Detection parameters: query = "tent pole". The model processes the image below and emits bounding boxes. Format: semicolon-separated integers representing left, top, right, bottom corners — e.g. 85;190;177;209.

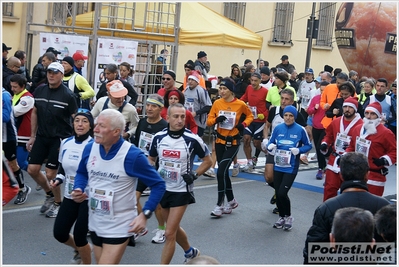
172;3;182;72
89;3;101;91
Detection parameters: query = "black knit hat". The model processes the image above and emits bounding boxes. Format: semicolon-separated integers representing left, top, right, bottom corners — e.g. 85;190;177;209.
184;60;195;70
220;78;235;92
163;70;176;80
62;56;75;68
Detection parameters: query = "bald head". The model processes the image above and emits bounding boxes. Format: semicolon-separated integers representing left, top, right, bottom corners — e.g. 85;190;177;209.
7;56;21;73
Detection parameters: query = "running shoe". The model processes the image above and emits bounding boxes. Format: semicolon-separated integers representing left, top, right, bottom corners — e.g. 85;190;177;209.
242;163;254;173
142;187;151;196
316;169;323;180
70;250;82;264
184;247;200;263
272;207;279;214
40;195;54;213
283;216;294;231
203;168;216;178
252;156;258;167
14;185;31;205
134;228;148;240
273;216;285;229
210;205;223;217
300;155;309;165
223;198;238;214
151;229;165;244
232;163;240;177
270;193;276;205
46;203;60;218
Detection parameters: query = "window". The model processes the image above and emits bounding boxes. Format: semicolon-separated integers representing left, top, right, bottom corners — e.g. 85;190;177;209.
224;3;246;26
272;3;295;44
48;3;94;25
315;2;336;47
2;3;14;16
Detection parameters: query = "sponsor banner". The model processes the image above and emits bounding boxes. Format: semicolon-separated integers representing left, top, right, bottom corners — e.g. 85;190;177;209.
94;38;138;96
39;33;89;77
308;242;395;264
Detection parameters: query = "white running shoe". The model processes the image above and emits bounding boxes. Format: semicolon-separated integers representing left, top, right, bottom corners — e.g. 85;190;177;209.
151;229;165;244
203;168;216;178
210;205;223;217
232;163;240;177
242;163;254;173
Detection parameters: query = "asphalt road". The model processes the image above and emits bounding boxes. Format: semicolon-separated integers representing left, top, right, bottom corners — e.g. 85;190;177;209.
3;162;396;266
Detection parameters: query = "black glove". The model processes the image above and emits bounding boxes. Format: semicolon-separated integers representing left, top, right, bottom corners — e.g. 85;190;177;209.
215;116;227;123
372;157;388;167
235;123;245;132
336;156;341;166
320;143;328;154
182;172;198;185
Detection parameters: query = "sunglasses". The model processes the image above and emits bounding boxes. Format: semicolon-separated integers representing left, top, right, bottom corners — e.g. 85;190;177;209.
77;108;91;114
162;77;171;81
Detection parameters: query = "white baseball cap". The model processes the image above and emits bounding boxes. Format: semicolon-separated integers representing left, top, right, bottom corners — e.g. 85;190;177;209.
47;62;64;74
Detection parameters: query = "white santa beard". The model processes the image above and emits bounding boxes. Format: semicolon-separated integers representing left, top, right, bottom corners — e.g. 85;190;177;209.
363;118;379;134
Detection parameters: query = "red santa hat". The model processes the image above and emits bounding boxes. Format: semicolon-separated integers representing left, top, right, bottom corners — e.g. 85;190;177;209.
365;102;382;118
343;97;358;112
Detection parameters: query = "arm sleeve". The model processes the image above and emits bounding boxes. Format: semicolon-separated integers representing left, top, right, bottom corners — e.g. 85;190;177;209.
320;89;328;110
125;148;165;211
2;92;12;123
206;101;218;127
307;97;317;115
13;96;34;117
242;103;254;127
325;100;336;118
73;143;93;191
75;75;95;100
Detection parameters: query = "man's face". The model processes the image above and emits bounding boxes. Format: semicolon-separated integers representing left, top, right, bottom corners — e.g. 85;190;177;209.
75;59;84;68
19;54;26;66
187;77;198;89
109;94;125;107
184;67;192;76
274;76;283;87
47;70;63;87
3;50;9;59
250;76;261;88
280;93;294;108
343;105;356;119
167;106;186;131
364;110;378;120
336;78;346;87
42;56;52;68
321;72;332;83
261;73;269;81
259;60;265;68
61;61;73;73
105;69;117;82
146;103;161;119
93;115;120;146
10;61;21;74
199;56;207;63
10;81;25;95
162;74;175;90
376;82;387;95
305;73;313;82
391;84;397;96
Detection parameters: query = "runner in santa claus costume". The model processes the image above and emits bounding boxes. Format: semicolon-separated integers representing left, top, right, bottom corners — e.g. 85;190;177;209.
346;101;397;196
320;96;363;201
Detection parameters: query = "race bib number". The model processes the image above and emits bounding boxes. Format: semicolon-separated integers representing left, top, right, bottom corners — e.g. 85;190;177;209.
90;188;114;217
274;149;292;168
334;133;351;154
158;160;181;183
250;106;257;118
218;110;236;130
355;136;371;157
185;99;194;112
138;131;153;155
67;175;75;195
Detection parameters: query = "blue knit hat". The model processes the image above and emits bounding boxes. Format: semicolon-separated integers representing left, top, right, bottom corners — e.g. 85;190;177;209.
283;105;298;120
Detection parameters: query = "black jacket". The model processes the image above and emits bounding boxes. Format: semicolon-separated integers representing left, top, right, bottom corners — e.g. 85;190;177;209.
303;181;390;264
31;62;47;93
325;97;364;119
2;67;16;95
96;79;138;106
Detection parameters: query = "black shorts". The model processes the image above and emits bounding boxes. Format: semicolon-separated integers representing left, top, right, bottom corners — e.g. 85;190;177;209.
2;140;17;161
89;231;129;247
136;179;147;193
28;136;61;169
244;122;265;140
266;153;275;164
160;191;195;208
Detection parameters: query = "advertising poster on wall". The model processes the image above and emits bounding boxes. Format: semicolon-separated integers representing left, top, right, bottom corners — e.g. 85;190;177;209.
94;38;138;96
39;32;89;78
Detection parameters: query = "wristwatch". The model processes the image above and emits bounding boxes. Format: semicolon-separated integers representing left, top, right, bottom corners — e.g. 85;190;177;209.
143;209;152;219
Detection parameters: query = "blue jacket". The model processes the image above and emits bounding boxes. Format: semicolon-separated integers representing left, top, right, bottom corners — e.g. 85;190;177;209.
268;122;312;174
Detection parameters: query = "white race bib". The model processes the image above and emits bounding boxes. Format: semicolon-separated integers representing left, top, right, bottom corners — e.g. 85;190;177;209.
274;149;292;168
